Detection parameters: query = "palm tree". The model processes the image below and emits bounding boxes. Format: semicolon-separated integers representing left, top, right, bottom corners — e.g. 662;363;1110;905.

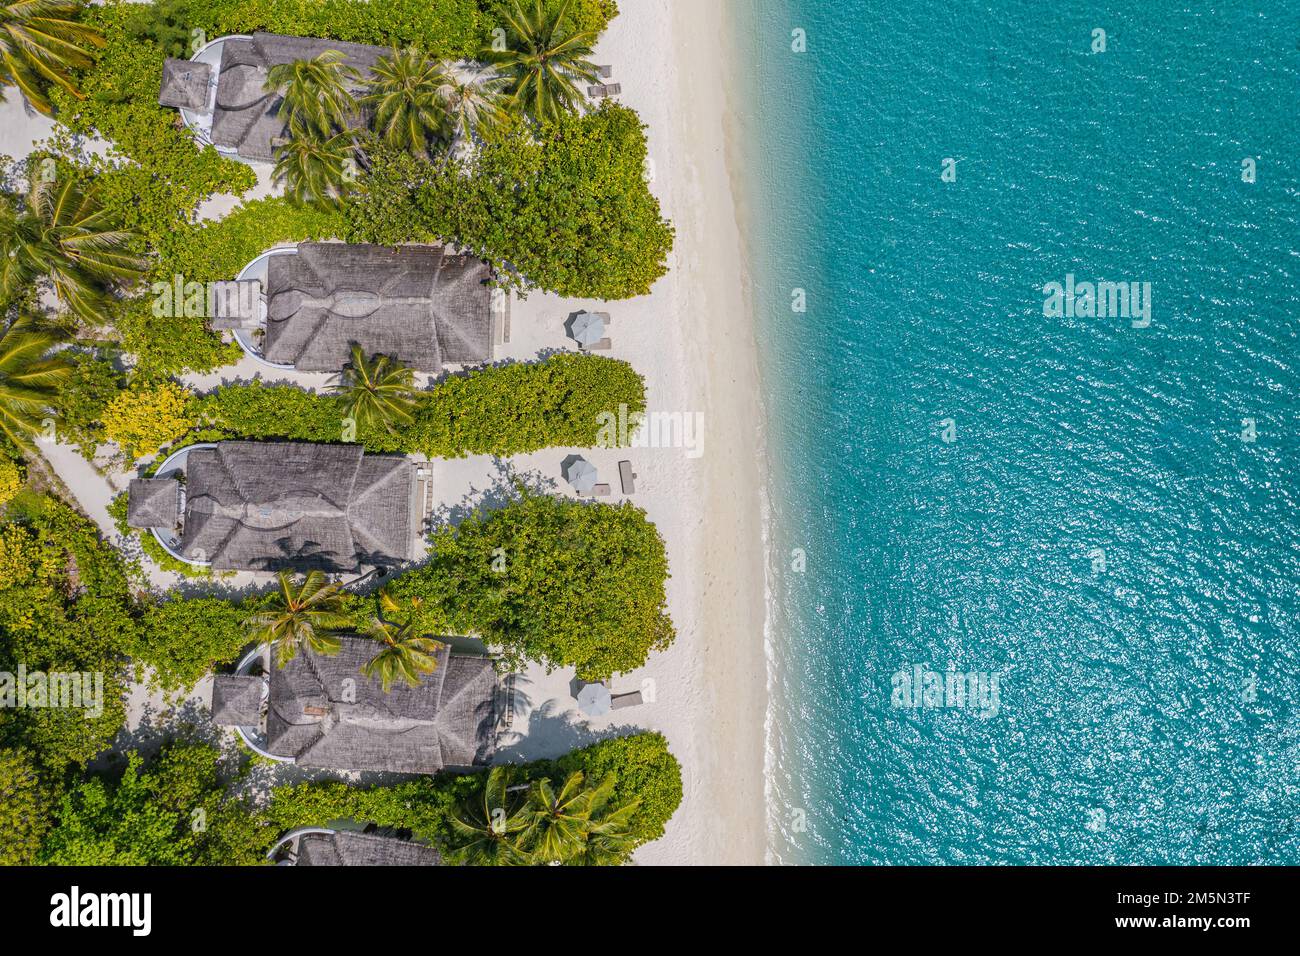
0;315;71;452
332;345;418;436
485;0;599;123
521;771;594;863
444;766;530;865
243;570;350;668
437;62;507;159
0;0;104;116
0;174;144;322
571;776;641;865
364;47;447;157
271;130;357;207
361;587;443;692
265;51;360;139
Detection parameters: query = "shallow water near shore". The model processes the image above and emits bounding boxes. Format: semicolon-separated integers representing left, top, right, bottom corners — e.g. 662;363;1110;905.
736;0;1300;863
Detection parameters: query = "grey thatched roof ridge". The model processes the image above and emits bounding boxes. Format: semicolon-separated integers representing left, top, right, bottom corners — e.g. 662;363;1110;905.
127;478;181;529
210;33;385;161
159;58;211;109
262;243;492;372
177;441;415;572
211;674;263;726
264;636;497;774
298;831;440;866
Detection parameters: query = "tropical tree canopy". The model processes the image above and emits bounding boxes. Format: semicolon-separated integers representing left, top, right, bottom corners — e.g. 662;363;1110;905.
364;47;447;157
0;172;144;322
270;130;357;207
361;587;444;692
0;315;72;452
265;50;361;139
437;62;507;157
486;0;599;124
332;344;419;436
243;569;350;667
443;765;530;865
0;0;104;116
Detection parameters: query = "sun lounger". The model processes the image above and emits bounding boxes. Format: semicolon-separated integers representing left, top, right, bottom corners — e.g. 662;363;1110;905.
610;691;643;710
592;483;612;496
588;83;621;99
597;65;613;79
618;461;636;494
589;337;612;350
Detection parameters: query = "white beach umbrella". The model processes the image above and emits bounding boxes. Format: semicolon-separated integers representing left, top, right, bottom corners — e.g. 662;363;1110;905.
576;682;612;717
569;311;606;348
563;456;598;494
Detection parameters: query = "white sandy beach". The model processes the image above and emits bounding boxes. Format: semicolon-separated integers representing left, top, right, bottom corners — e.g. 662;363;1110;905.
2;0;768;865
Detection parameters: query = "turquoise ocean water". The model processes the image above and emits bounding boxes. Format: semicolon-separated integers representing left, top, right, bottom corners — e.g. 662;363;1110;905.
734;1;1300;864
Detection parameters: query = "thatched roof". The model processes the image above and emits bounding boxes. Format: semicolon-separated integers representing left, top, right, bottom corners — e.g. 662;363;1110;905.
265;636;498;773
209;280;261;330
210;33;384;162
298;831;441;866
177;441;415;572
159;58;211;109
126;478;181;529
263;243;492;371
211;674;263;726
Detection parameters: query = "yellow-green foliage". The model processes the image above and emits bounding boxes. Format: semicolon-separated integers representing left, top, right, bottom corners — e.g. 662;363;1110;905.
101;382;196;458
0;460;23;507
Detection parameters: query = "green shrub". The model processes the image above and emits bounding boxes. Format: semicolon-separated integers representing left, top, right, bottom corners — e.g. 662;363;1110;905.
101;381;198;458
389;491;674;678
479;0;618;37
349;105;674;299
192;381;346;444
0;748;51;866
54;353;126;461
132;597;251;692
554;732;681;845
163;0;483;56
38;741;273;865
412;353;646;458
0;460;22;508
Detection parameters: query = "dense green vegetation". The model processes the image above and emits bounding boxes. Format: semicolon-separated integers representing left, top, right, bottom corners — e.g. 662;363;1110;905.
31;730;677;866
0;496;132;777
267;731;680;864
349;105;673;298
0;747;50;865
389;491;674;679
38;740;268;865
139;353;645;459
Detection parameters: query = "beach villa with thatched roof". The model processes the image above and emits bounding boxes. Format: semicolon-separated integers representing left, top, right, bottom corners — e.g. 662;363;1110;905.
266;828;442;866
159;32;385;161
212;637;499;774
223;242;494;373
126;441;421;572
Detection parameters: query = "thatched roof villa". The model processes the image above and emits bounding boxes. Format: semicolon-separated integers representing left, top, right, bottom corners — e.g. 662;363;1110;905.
212;637;499;774
254;242;493;372
295;830;441;866
160;32;385;161
126;441;420;572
